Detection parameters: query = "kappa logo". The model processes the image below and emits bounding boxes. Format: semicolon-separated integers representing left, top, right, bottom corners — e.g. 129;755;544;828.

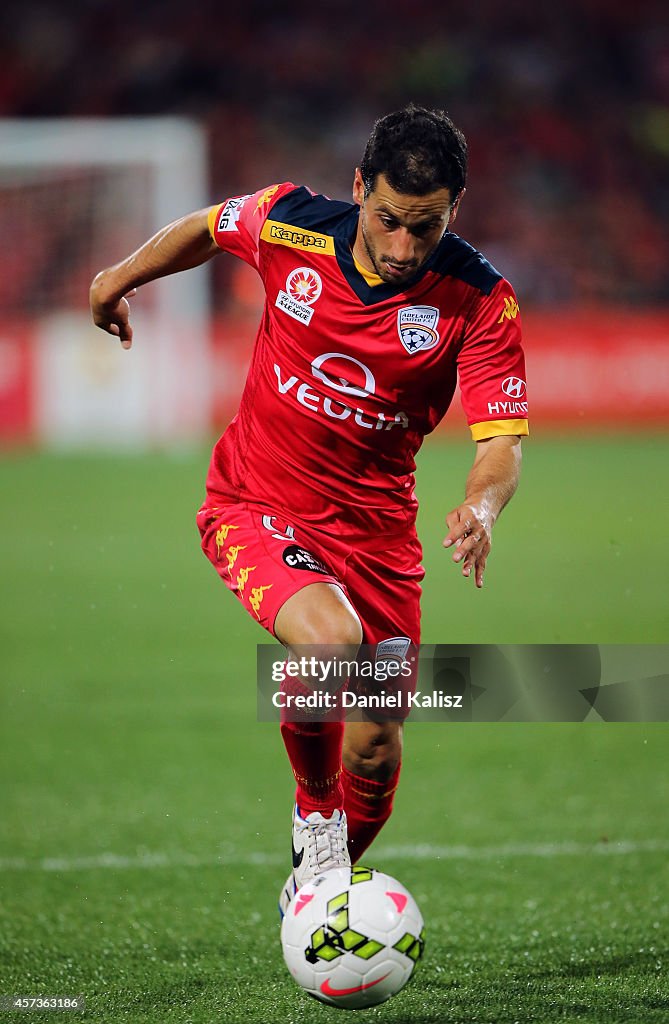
497;296;520;323
397;306;441;354
255;184;280;213
261;220;335;255
275;267;323;326
225;544;247;575
249;584;273;619
271;224;328;250
236;565;257;595
215;522;238;558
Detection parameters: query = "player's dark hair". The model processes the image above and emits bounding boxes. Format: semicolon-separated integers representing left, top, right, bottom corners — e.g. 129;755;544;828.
360;104;467;201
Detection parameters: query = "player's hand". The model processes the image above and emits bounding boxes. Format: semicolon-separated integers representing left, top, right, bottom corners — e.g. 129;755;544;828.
442;502;492;588
90;281;137;350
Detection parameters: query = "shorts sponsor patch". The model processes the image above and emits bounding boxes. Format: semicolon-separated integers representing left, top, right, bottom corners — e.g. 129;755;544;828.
282;545;331;575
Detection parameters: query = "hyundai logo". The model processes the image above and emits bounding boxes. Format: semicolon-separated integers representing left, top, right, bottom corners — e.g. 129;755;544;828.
501;376;526;398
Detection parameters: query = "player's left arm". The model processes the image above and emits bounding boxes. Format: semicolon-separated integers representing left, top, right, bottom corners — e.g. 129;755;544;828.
90;209;218;348
443;433;522;589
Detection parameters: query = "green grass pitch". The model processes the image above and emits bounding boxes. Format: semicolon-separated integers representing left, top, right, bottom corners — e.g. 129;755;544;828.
1;434;668;1022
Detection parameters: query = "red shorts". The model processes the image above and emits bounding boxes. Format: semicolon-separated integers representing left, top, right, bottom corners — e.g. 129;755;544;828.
196;500;424;647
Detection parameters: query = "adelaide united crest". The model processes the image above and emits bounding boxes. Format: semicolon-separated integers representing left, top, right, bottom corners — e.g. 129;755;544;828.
397;305;441;355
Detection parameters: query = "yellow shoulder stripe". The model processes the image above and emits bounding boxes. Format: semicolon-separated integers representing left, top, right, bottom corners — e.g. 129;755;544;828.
260;219;335;256
470;418;529;441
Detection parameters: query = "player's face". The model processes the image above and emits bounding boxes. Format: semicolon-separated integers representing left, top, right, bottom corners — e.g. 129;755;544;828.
352;170;462;286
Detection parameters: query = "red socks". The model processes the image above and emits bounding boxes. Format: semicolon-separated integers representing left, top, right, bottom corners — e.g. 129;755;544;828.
342;762;401;862
279;675;401;854
280;717;345;816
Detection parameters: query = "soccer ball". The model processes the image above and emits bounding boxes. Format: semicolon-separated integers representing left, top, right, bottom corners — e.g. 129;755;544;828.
281;865;425;1009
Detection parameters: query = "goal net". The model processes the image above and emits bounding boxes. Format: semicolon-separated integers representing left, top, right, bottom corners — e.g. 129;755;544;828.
0;118;211;446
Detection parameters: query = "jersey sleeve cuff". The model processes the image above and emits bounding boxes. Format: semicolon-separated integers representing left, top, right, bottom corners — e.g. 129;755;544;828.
469;418;529;441
207;204;223;246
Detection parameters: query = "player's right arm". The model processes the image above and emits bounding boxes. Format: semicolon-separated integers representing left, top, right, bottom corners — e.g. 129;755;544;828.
90;209;218;349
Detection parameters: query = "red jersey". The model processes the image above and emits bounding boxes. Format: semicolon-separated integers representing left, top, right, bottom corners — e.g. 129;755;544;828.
204;183;528;537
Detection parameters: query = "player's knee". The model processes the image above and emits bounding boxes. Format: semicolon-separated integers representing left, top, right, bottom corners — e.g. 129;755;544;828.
275;584;363;655
293;612;363;653
308;606;363;651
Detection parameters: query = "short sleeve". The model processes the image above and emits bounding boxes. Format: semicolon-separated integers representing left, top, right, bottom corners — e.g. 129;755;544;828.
207;183;297;270
457;279;529;440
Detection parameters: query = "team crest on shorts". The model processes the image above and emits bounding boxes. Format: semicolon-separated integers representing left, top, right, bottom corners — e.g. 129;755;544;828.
376;636;412;663
397;305;441;354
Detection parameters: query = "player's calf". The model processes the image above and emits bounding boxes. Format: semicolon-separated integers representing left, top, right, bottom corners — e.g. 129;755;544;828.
342;721;403;862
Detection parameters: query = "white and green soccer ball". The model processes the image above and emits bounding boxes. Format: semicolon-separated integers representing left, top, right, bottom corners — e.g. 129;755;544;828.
281;865;425;1010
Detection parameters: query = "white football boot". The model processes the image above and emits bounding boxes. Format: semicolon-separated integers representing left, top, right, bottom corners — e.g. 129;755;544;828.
278;805;350;918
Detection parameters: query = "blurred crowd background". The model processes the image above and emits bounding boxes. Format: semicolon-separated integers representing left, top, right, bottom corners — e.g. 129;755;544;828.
2;0;668;310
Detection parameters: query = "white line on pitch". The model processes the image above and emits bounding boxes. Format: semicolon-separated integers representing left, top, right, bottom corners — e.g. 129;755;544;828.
1;838;668;874
379;838;669;860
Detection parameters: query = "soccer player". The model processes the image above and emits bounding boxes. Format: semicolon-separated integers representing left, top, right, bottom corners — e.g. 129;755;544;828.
90;105;528;914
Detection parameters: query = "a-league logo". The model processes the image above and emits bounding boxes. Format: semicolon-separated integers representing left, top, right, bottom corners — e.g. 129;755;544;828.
397;306;441;355
286;267;322;305
276;267;323;326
